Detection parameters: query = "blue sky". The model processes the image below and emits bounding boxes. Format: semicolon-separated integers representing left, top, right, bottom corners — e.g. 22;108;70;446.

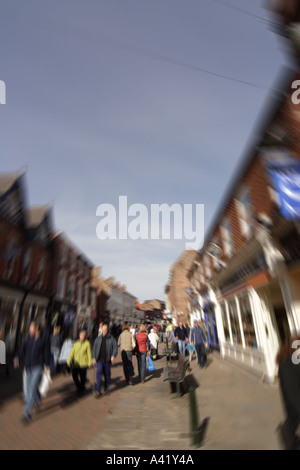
0;0;291;302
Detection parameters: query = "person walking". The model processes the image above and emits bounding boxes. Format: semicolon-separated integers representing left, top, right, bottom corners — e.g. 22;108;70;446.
175;321;188;356
130;324;136;338
135;324;150;383
50;325;62;375
276;335;300;450
190;320;208;368
148;328;160;360
186;341;196;363
13;320;51;424
118;323;136;385
169;325;179;355
92;322;118;397
67;329;92;395
57;335;73;375
158;323;166;344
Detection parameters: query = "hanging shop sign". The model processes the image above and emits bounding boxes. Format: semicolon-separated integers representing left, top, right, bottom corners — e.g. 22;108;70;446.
268;165;300;220
264;149;300;220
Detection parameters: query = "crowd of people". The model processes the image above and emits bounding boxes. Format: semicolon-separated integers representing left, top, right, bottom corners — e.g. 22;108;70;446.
11;316;300;449
13;318;210;424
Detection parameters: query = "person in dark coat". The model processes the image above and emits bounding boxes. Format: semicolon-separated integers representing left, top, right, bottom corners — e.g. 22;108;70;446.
14;321;51;424
175;321;188;356
276;334;300;450
92;322;118;397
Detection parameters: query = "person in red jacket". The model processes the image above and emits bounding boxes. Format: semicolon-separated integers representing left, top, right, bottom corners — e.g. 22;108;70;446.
135;324;150;383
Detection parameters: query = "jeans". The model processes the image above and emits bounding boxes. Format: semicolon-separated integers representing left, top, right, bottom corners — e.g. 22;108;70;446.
160;332;165;343
50;347;60;375
195;343;207;368
177;340;186;355
23;365;43;419
121;350;134;383
96;361;111;392
137;352;147;381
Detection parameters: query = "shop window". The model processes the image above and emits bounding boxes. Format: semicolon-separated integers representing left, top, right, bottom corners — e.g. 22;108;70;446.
34;304;47;326
220;302;230;341
19;302;33;347
0;297;19;353
228;299;242;345
239;295;257;349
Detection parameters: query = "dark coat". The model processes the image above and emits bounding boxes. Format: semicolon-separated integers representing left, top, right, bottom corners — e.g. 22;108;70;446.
18;329;51;369
92;333;118;363
175;326;188;341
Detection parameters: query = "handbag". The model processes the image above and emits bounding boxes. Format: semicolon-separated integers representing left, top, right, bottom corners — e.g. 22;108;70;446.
147;356;155;372
39;370;52;398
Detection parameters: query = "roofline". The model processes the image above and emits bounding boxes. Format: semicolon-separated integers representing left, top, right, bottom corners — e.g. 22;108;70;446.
52;231;95;268
201;65;296;253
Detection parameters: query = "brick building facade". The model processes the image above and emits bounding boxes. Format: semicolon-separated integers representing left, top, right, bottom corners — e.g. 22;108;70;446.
166;249;198;325
187;81;300;381
185;2;300;382
0;171;96;355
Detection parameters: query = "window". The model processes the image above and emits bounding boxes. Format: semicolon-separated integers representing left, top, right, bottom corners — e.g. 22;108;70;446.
209;237;223;271
220;302;230;341
22;249;33;284
70;253;76;271
57;270;66;299
68;275;75;301
77;280;83;305
37;256;46;290
83;284;89;305
236;187;253;240
3;239;20;280
204;255;211;279
61;246;67;265
239;294;257;349
221;218;234;258
228;298;242;345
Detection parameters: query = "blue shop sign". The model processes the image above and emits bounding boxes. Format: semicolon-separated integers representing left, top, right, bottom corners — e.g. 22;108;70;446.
267;161;300;220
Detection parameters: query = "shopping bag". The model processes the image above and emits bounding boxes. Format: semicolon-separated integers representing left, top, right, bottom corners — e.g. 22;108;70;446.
147;356;155;372
38;370;52;398
22;368;28;401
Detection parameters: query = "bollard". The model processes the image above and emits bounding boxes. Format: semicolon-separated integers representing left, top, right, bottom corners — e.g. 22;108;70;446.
189;387;201;447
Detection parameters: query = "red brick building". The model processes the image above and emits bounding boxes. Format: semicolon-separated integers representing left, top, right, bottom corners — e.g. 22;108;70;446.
166;249;198;325
49;231;96;339
0;171;96;355
0;172;55;353
187;80;300;381
186;2;300;382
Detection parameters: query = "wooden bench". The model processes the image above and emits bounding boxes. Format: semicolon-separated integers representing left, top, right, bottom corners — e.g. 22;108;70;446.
163;354;190;398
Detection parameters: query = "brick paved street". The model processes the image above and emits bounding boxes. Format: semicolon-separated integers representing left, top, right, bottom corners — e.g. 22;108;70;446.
0;356;125;450
0;346;286;451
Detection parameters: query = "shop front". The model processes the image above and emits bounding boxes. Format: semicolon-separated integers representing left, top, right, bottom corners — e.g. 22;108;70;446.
0;286;49;356
213;237;299;382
